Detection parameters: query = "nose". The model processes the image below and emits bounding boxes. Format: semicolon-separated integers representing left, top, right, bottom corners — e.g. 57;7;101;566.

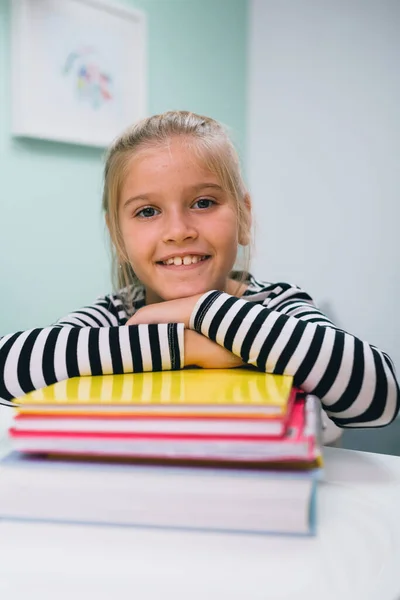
162;210;198;244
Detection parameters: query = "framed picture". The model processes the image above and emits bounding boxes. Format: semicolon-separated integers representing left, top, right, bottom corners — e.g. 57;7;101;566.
11;0;147;147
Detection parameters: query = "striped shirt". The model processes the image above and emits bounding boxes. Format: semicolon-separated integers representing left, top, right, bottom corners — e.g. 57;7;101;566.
0;274;398;427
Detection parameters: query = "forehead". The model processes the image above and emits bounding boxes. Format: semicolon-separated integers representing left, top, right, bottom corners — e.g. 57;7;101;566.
122;139;222;190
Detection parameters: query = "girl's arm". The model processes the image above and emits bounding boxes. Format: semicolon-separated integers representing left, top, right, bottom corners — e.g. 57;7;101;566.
0;296;245;403
0;296;185;402
188;288;400;427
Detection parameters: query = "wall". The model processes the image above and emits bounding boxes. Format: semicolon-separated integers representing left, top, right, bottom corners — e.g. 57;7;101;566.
0;0;248;333
247;0;400;369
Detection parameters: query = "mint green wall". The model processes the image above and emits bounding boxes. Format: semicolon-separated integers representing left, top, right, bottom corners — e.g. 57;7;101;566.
0;0;248;334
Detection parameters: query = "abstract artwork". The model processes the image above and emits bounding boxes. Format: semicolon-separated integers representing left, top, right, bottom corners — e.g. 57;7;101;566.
63;46;114;110
11;0;147;147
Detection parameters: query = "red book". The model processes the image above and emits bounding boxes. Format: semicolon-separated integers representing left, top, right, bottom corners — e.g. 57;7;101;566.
9;396;321;464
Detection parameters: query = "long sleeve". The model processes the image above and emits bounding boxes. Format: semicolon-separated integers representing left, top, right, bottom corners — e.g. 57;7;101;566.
0;295;185;403
189;287;400;428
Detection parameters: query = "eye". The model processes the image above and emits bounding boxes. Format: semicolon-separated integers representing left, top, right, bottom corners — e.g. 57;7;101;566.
135;206;160;219
193;197;216;210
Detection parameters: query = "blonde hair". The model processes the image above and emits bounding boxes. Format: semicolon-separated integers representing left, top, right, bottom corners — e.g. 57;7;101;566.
102;110;252;304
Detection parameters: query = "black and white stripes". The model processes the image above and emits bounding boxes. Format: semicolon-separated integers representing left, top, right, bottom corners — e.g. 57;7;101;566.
189;282;399;427
0;274;398;427
0;320;184;402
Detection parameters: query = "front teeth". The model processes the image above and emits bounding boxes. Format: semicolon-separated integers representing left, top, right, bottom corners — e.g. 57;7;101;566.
163;255;205;266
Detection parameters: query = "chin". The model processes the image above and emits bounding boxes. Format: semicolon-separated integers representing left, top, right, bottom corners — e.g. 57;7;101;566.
161;283;212;301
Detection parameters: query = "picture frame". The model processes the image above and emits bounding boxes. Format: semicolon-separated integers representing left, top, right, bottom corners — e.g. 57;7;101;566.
11;0;147;147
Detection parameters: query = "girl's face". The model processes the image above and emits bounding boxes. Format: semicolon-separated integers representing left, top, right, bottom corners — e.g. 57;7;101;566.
119;138;244;303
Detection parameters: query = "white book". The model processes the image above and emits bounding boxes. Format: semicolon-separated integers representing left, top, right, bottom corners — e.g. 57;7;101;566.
0;452;319;536
10;415;286;436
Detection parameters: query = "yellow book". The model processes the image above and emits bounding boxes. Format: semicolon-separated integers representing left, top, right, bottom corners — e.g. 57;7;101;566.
15;369;294;419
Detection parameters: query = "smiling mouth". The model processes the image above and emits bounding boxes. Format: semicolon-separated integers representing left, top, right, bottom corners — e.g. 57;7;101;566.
157;255;210;266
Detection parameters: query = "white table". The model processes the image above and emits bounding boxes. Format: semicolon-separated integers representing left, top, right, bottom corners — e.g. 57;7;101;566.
0;406;399;600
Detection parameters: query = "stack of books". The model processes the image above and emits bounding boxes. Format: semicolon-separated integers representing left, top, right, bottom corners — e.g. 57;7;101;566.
0;369;323;536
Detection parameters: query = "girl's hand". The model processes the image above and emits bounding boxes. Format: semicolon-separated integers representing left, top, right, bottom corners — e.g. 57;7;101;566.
126;294;204;328
126;298;244;369
184;330;245;369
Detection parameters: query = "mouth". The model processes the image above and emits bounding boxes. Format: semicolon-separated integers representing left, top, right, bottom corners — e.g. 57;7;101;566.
156;255;211;267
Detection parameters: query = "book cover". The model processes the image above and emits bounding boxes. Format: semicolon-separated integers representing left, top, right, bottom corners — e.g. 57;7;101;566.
15;369;294;419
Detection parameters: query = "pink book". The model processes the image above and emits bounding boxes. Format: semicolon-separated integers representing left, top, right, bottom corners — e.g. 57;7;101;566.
9;396;321;464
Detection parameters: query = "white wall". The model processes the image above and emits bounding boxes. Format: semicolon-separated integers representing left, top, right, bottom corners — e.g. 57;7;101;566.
247;0;400;371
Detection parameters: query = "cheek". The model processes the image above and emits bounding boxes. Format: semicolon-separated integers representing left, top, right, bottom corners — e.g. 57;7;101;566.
120;225;134;252
217;213;239;246
121;227;159;274
120;219;145;248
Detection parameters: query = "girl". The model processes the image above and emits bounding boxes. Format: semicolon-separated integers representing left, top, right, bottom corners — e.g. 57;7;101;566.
0;111;398;429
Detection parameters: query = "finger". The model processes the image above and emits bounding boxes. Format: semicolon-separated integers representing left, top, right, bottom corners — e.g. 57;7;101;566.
127;316;140;325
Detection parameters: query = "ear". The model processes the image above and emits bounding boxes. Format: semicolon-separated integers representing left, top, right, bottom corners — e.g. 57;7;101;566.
238;193;252;246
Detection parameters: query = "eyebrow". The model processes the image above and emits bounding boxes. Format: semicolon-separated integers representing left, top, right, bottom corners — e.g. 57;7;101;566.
122;183;224;209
